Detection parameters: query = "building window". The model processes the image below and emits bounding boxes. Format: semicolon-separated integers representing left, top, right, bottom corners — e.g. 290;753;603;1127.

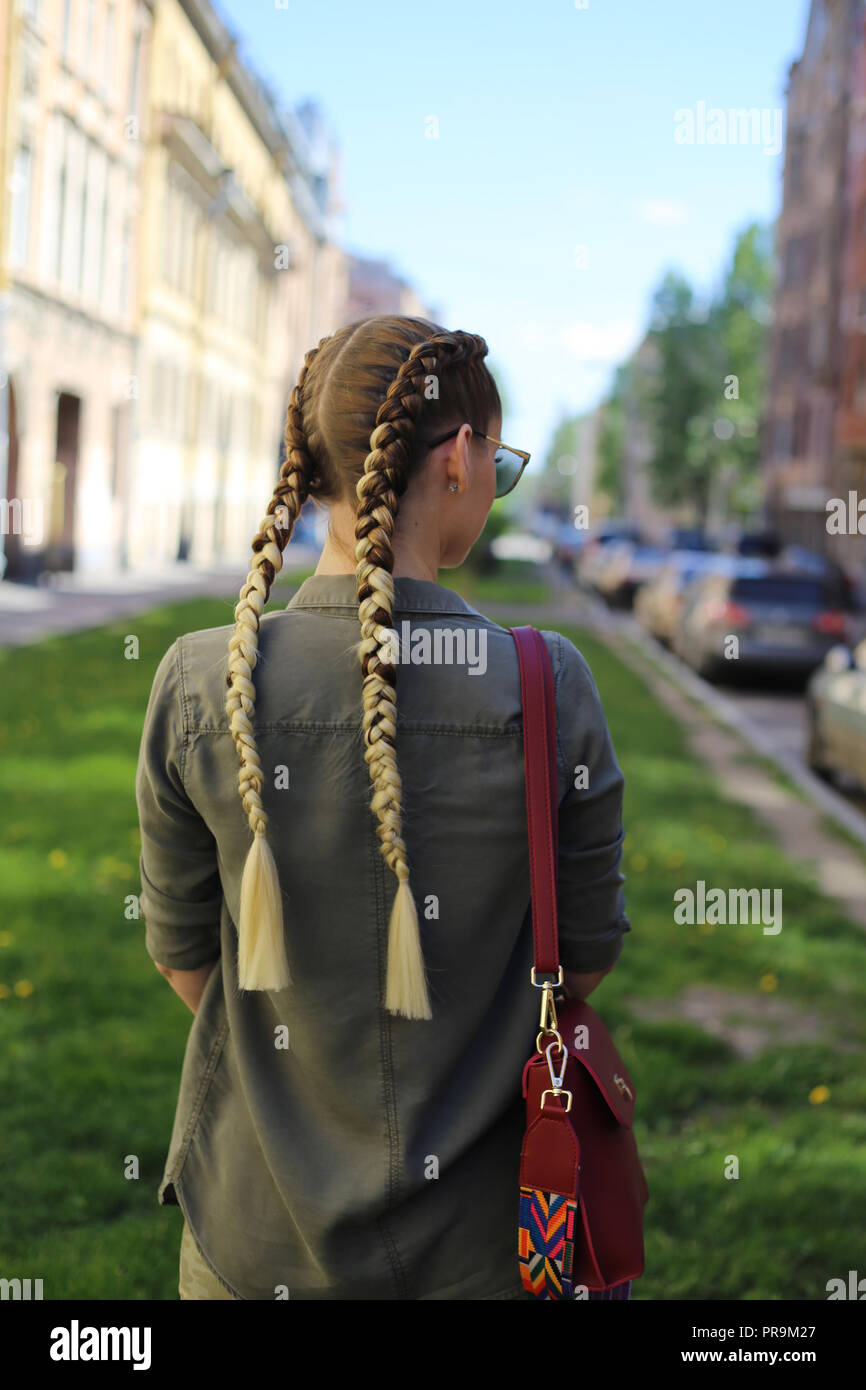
155;361;165;435
792;400;810;456
61;0;73;60
809;311;828;368
778;328;796;375
55;121;68;281
110;402;125;499
782;238;796;287
104;3;115;99
787;144;804;199
97;158;109;303
78;139;91;293
20;47;39;98
188;207;199;297
84;0;95;78
9;145;33;267
161;183;174;285
119;213;130;316
129;26;142;118
774;414;792;459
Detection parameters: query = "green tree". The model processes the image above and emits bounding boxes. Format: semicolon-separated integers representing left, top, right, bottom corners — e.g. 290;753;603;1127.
537;414;581;511
643;225;773;525
645;272;721;518
595;369;627;511
711;222;774;520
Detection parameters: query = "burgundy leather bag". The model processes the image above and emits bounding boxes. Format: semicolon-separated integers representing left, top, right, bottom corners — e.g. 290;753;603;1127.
510;625;649;1299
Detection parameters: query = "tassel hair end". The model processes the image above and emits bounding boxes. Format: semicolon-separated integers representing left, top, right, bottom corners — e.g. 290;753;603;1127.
237;828;292;992
385;878;432;1020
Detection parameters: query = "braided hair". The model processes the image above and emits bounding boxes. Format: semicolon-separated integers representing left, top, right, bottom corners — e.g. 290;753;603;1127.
226;316;501;1017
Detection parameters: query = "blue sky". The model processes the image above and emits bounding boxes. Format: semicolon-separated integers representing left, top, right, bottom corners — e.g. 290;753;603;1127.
216;0;812;469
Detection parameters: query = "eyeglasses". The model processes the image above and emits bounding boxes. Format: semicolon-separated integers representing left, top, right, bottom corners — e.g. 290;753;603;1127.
422;426;531;499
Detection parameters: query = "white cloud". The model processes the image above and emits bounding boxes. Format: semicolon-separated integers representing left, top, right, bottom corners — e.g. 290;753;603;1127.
638;198;688;227
559;320;642;365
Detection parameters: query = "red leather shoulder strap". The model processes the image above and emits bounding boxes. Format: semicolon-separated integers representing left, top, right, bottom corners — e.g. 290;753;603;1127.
510;626;559;977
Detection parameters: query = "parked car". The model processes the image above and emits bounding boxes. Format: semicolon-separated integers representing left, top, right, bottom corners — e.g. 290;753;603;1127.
489;532;554;564
721;527;784;559
576;521;644;590
593;540;668;608
530;509;564;543
673;566;856;682
552;520;586;567
664;526;715;553
806;640;866;788
290;502;328;553
635;550;725;644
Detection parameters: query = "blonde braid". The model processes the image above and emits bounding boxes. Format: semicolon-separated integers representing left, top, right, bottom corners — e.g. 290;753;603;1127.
355;331;487;1019
227;339;326;990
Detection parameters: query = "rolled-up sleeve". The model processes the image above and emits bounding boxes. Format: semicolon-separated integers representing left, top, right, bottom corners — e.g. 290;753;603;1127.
135;638;223;971
548;630;630;973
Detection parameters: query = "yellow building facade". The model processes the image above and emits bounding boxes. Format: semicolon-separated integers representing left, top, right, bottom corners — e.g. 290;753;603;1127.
131;0;346;571
0;0;346;579
1;0;153;579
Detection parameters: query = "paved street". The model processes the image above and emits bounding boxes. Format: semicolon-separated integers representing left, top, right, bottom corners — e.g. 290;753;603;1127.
532;570;866;839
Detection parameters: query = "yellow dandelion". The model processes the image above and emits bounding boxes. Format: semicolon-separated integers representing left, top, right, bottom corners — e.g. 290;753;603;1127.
809;1085;830;1105
666;851;685;869
759;972;778;992
13;979;34;997
629;854;648;872
0;931;13;947
0;983;9;999
49;848;68;869
699;921;716;935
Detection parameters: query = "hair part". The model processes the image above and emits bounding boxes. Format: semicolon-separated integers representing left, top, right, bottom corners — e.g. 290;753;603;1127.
226;315;501;1017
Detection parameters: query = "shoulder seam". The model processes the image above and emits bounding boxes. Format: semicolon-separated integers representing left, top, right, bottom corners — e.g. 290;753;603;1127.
174;636;191;787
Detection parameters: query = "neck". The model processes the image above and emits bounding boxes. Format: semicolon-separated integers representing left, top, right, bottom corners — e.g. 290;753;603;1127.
311;498;440;583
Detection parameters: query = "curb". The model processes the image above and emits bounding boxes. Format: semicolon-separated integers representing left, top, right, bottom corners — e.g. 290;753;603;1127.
601;614;866;853
485;584;866;852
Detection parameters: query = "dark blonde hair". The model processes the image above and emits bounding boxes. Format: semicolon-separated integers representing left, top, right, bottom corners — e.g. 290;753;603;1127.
226;315;501;1018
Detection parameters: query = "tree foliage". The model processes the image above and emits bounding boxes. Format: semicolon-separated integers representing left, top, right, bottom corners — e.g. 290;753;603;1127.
643;223;773;522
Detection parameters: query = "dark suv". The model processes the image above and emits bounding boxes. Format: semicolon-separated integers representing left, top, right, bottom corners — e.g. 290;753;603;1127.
674;567;856;682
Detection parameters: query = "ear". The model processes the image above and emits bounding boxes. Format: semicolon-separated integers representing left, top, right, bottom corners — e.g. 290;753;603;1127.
445;424;474;494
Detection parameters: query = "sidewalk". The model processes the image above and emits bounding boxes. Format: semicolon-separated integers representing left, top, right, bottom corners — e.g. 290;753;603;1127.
0;552;318;647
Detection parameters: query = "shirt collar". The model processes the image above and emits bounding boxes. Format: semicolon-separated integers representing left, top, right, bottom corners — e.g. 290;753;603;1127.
285;572;486;617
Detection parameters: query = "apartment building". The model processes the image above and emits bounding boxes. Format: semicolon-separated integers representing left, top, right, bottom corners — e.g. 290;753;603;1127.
762;0;865;565
1;0;153;579
129;0;346;570
0;0;347;579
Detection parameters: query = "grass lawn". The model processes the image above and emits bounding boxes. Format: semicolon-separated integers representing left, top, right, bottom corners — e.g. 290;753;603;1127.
0;574;863;1299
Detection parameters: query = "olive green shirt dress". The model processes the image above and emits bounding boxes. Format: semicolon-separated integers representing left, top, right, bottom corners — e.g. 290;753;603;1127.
135;574;630;1300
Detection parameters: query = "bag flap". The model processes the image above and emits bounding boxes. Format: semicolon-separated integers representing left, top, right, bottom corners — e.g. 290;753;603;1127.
552;997;637;1129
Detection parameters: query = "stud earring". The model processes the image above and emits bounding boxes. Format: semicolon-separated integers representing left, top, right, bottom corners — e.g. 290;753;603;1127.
449;484;458;493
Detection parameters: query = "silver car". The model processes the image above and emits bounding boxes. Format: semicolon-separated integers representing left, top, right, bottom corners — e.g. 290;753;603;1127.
806;639;866;788
674;566;856;682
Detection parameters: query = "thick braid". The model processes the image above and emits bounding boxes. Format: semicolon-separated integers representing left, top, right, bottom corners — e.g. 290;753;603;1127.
226;339;327;990
355;331;488;1018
